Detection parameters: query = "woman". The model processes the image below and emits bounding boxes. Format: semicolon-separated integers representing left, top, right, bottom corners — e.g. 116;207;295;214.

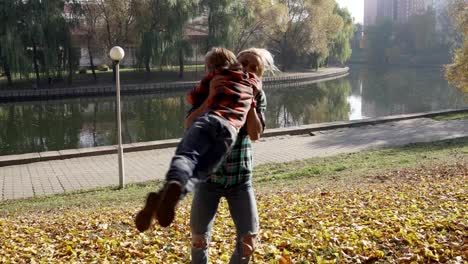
189;48;277;263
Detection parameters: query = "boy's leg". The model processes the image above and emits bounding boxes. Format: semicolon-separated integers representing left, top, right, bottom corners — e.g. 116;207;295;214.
226;181;259;264
190;182;221;264
166;114;237;188
158;114;237;227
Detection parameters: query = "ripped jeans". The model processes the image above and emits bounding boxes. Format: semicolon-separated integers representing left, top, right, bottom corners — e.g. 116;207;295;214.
190;180;259;264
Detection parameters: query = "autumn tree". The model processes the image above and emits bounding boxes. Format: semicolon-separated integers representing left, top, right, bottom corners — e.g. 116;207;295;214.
263;0;343;70
227;0;287;53
95;0;139;80
329;6;355;65
444;0;467;92
78;1;103;80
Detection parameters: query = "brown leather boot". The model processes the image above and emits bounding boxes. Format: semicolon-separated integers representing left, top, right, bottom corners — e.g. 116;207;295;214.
156;181;182;227
135;191;161;232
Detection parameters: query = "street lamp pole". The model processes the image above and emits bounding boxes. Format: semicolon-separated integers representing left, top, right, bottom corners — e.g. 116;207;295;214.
110;46;125;189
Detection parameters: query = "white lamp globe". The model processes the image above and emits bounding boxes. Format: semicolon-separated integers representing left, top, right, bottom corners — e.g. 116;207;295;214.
110;46;125;61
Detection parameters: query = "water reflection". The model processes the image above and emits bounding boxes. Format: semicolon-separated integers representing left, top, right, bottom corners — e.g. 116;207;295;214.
0;67;466;155
266;78;352;127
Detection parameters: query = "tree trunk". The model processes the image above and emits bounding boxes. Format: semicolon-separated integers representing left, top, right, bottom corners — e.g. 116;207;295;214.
88;40;97;81
3;61;13;86
145;58;151;73
178;48;184;79
68;48;73;85
32;41;40;88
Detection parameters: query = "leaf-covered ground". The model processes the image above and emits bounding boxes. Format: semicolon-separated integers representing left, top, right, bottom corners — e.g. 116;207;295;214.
1;162;466;263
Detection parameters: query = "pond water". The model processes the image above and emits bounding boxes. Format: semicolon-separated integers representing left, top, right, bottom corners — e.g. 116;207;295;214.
0;66;466;155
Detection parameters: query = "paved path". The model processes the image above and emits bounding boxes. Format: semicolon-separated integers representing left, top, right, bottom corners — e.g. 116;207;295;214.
1;118;467;201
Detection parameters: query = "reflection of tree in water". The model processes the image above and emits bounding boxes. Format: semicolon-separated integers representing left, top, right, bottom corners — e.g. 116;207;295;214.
0;103;83;155
0;94;188;155
265;79;352;128
131;95;186;142
359;67;466;117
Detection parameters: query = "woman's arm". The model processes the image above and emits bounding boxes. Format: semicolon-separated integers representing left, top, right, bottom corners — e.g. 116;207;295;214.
245;107;263;141
245;90;266;141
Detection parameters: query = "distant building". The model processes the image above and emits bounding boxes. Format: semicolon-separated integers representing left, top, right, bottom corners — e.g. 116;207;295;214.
364;0;378;27
364;0;433;26
395;0;432;23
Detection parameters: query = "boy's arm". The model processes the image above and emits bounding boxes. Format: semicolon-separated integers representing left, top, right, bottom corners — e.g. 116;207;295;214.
245;73;262;96
185;99;210;129
185;73;215;129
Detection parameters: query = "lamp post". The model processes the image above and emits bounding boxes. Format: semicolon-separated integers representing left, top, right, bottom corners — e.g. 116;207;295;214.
109;46;125;189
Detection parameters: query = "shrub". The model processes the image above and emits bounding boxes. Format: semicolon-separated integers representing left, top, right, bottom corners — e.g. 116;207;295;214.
78;67;87;74
97;64;109;72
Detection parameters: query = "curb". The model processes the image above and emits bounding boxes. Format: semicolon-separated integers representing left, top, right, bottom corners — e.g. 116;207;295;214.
0;68;349;102
0;108;466;167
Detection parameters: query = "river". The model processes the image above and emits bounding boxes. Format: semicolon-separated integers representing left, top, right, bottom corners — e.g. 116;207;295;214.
0;66;466;155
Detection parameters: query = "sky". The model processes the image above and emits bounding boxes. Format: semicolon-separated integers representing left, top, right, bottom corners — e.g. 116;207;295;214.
336;0;364;24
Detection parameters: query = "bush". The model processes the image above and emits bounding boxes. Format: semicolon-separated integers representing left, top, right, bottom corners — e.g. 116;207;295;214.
97;64;109;72
78;67;87;74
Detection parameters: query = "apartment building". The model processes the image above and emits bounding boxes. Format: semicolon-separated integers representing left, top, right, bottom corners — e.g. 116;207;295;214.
364;0;433;26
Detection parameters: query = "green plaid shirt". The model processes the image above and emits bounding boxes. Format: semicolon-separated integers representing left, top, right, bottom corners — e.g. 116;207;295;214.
208;90;267;187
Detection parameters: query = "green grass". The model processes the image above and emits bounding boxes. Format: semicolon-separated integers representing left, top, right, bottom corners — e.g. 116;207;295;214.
254;137;467;186
432;112;468;121
1;137;466;214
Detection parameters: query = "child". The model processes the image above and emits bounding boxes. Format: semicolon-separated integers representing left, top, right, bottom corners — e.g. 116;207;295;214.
135;47;262;231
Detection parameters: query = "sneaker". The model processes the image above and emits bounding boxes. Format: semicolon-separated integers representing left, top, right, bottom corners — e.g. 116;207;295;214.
135;191;161;232
156;181;182;227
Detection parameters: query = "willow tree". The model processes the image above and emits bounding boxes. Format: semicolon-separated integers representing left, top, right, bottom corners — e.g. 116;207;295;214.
329;5;355;65
166;0;198;78
200;0;245;51
21;0;77;87
263;0;343;70
135;0;172;73
444;0;467;93
226;0;287;53
135;0;197;77
0;0;28;86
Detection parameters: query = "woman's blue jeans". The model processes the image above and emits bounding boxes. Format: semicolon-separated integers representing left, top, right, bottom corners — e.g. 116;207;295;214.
190;181;259;264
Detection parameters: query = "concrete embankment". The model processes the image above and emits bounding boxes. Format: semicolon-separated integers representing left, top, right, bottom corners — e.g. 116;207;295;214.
0;67;349;102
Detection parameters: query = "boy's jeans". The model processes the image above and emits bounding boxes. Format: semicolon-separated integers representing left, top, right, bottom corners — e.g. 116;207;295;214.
190;181;259;264
166;113;237;193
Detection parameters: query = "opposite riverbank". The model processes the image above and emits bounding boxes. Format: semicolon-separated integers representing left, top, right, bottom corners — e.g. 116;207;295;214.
0;67;348;102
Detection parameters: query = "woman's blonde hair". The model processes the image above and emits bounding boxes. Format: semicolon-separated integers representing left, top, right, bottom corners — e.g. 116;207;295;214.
205;47;239;71
237;48;279;76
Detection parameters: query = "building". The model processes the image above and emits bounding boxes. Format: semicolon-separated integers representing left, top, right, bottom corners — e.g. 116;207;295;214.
395;0;432;23
364;0;379;27
364;0;433;26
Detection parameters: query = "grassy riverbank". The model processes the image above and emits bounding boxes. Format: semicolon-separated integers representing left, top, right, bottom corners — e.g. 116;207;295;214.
1;137;466;262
